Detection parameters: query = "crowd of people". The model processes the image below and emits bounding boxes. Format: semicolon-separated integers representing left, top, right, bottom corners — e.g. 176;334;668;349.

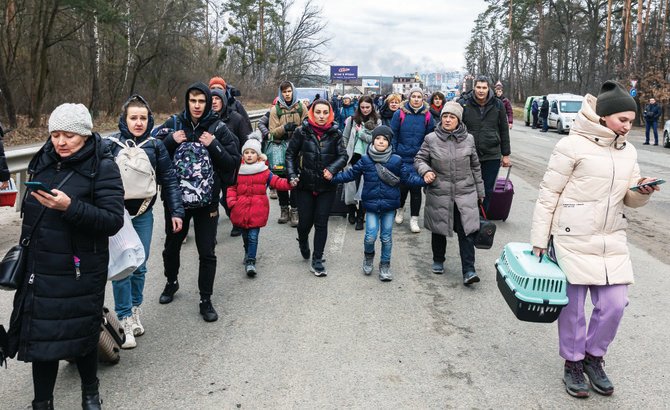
0;75;661;408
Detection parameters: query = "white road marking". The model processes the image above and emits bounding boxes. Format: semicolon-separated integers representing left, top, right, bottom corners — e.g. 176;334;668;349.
328;218;347;255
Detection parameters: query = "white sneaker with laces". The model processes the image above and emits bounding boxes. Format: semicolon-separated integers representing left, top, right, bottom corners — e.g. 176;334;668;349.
131;306;145;336
121;317;137;349
395;208;405;225
410;216;421;233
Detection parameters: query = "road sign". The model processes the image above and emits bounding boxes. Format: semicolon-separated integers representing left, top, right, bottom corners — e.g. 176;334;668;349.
630;88;637;97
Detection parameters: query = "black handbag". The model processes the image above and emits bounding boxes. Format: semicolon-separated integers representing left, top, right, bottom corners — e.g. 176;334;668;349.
0;171;74;290
474;205;497;250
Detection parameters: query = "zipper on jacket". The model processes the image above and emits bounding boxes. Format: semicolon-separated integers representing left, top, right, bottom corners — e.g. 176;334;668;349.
74;256;81;280
602;147;616;285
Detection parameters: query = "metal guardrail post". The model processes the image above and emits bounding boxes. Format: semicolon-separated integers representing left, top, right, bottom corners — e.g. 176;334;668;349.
5;112;265;211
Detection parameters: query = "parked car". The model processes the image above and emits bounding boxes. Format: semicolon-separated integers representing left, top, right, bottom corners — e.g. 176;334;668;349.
294;88;330;105
523;95;542;127
546;93;584;134
664;119;670;148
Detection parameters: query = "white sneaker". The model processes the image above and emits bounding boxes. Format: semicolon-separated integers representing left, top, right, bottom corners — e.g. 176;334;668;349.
131;306;145;336
410;216;421;233
121;317;137;349
395;208;405;224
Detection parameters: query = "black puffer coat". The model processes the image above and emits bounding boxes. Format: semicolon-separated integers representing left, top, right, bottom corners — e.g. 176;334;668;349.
285;119;347;192
8;134;124;362
105;101;185;218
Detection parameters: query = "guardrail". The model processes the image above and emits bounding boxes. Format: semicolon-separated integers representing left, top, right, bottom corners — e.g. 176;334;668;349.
5;111;266;211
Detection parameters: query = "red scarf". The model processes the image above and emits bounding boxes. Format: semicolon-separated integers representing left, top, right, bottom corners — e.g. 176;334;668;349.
431;103;442;113
307;118;332;140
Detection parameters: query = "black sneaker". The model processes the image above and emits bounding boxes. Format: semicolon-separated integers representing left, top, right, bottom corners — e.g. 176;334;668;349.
159;281;179;304
199;300;218;322
297;238;310;260
643;142;650;145
463;271;480;286
583;353;614;396
563;360;590;398
230;226;242;237
245;260;257;277
310;259;327;277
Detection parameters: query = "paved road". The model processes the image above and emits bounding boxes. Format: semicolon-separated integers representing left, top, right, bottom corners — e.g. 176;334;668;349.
0;126;668;409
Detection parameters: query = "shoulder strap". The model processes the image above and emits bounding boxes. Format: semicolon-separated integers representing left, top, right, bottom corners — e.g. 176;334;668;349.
136;136;155;148
297;102;303;117
172;114;181;131
266;171;274;187
275;104;283;118
106;136;125;149
424;111;431;127
399;110;406;125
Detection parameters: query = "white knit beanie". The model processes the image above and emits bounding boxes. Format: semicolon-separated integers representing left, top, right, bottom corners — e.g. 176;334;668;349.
241;130;267;160
48;103;93;136
407;87;423;98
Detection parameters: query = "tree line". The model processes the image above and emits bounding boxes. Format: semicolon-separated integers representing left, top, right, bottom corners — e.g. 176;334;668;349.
0;0;327;129
465;0;670;114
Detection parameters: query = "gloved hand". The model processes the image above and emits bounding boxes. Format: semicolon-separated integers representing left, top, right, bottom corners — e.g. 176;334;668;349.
284;123;297;133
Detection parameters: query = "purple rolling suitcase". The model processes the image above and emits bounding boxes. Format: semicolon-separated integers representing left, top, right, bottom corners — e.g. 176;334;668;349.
487;166;514;221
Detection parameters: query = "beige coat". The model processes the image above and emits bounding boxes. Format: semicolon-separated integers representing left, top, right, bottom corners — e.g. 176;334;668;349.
268;101;308;140
530;94;650;285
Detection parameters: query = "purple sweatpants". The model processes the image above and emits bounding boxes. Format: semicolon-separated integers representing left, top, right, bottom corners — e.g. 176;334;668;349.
558;283;629;361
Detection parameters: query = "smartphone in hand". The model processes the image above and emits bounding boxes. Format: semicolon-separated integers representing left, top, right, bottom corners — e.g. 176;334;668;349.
24;181;56;196
629;179;665;191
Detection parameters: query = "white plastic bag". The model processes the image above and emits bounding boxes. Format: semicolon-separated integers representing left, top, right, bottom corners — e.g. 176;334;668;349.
107;209;145;281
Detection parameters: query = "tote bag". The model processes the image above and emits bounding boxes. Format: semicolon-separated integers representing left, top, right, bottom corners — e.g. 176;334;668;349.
108;209;145;281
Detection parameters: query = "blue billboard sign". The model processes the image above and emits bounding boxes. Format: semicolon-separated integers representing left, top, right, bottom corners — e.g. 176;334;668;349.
330;66;358;81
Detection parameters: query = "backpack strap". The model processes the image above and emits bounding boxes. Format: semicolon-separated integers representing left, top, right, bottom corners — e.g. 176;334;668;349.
424;111;431;127
135;136;155;148
106;136;126;149
275;104;284;118
266;171;274;187
399;110;406;125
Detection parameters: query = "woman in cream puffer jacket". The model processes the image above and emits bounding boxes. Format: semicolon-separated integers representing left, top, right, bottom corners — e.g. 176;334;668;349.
530;81;660;398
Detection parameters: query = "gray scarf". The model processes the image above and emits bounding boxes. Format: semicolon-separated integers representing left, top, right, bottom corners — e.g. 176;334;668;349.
367;144;392;164
434;121;468;142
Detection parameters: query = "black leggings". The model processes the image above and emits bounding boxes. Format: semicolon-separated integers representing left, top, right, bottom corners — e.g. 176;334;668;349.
296;189;336;260
400;185;422;216
277;189;297;207
32;347;98;401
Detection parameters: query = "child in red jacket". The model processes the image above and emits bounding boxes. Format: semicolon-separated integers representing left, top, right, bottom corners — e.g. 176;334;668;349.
227;131;292;276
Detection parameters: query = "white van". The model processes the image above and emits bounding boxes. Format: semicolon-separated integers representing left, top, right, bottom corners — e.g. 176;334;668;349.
546;93;584;134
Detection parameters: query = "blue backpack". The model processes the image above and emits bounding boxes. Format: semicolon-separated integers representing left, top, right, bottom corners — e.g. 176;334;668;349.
170;115;215;209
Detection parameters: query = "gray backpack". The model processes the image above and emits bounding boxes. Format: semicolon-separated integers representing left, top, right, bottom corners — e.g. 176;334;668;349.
107;137;157;209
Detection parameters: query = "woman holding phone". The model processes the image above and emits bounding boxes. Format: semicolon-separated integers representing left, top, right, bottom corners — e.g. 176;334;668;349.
530;81;660;398
7;103;125;409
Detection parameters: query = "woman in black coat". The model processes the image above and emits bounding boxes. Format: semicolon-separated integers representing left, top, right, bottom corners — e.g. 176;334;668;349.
7;103;124;410
285;99;347;276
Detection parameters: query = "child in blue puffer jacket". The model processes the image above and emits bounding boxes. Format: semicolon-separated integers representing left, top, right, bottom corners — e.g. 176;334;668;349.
324;125;425;281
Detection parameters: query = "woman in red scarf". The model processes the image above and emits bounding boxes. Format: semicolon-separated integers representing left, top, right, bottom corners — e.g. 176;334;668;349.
285;100;348;276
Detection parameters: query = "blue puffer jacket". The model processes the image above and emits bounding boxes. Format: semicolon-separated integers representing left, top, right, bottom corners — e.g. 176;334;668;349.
338;103;357;131
331;151;424;213
390;102;435;163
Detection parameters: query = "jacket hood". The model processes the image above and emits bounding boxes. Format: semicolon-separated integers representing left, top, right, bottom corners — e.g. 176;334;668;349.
118;94;155;140
572;94;629;148
400;101;429;115
277;81;298;109
434;121;469;142
379;101;396;119
183;82;215;124
29;133;107;179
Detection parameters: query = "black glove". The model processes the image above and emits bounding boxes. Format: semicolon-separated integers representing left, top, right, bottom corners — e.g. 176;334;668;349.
284;123;297;133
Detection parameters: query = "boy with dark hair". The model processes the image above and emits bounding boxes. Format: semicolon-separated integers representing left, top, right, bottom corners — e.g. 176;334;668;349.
153;82;241;322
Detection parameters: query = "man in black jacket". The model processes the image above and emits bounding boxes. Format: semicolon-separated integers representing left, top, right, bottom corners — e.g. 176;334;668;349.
211;88;251;236
153;82;241;322
458;76;511;212
643;97;661;145
539;96;550;132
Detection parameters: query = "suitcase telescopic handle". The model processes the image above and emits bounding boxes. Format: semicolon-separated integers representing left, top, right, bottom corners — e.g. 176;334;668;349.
503;165;512;186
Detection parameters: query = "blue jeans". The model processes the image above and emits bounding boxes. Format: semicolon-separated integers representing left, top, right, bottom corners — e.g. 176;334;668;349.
645;120;658;144
480;160;501;212
242;228;260;261
364;210;395;263
113;209;153;320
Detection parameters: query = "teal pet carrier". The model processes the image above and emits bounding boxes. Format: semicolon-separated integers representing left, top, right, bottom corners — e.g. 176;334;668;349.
495;242;569;323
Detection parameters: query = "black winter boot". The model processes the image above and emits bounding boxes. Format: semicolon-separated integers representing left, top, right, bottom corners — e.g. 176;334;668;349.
31;399;54;410
355;208;365;231
583;353;614;396
297;238;310;260
82;379;102;410
347;205;356;224
563;360;589;398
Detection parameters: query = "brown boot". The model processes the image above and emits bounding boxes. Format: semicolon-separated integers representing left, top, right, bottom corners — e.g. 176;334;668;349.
289;208;299;227
278;206;290;224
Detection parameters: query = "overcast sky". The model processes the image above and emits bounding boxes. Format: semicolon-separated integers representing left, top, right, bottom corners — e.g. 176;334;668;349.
292;0;489;76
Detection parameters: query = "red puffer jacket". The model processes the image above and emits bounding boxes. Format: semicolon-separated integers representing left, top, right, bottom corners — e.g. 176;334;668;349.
227;168;291;228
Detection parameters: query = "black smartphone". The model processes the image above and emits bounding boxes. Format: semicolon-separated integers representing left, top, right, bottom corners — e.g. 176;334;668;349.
629;179;665;191
24;181;56;196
